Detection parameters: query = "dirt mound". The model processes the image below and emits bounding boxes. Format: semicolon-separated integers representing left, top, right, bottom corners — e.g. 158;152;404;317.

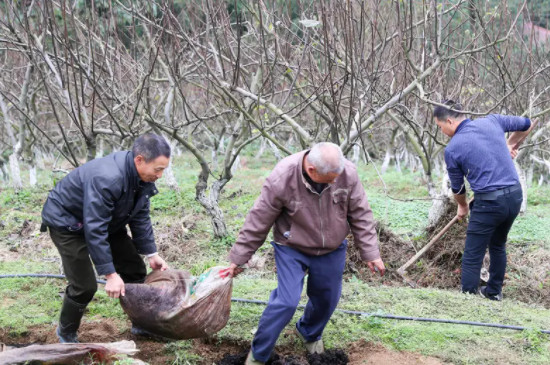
345;202;466;290
506;247;550;306
411;203;467;289
346;223;415;285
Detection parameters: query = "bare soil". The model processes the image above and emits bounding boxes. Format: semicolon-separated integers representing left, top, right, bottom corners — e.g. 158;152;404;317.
0;321;445;365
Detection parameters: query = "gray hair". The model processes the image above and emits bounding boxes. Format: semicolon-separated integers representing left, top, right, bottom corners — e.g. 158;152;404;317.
308;142;345;175
132;133;171;162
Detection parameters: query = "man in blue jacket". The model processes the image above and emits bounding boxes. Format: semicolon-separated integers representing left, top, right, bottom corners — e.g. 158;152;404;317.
42;133;170;342
434;101;533;300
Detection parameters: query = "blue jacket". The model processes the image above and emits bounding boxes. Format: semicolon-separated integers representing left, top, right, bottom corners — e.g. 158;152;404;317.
42;151;158;275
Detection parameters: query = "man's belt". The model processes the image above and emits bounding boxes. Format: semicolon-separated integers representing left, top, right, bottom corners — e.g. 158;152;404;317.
474;183;522;201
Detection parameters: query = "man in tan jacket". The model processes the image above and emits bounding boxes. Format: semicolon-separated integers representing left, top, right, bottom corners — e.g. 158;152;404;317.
228;142;385;364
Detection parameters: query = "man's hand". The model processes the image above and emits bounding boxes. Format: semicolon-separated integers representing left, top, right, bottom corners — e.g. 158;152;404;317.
105;272;125;298
228;263;244;278
457;203;469;220
366;258;386;276
148;254;168;271
507;142;519;159
454;193;469;220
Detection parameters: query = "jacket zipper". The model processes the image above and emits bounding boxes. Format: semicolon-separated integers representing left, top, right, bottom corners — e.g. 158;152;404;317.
318;196;324;255
303;175;329;256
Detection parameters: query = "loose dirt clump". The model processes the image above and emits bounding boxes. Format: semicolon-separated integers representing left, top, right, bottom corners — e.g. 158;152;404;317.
217;351;308;365
306;349;348;365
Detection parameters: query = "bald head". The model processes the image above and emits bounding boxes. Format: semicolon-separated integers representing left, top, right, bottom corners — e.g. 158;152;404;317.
307;142;345;175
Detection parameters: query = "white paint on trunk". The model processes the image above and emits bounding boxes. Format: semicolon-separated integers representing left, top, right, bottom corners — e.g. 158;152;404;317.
9;153;22;190
29;166;37;186
514;160;528;213
351;144;360;165
255;138;266;160
380;148;391;174
427;173;453;228
95;139;104;159
268;139;282;161
231;154;241;175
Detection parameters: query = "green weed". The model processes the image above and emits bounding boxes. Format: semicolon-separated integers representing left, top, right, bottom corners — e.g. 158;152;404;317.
165;341;203;365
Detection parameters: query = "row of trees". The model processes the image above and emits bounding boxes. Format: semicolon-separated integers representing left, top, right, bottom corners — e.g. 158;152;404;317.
1;0;549;236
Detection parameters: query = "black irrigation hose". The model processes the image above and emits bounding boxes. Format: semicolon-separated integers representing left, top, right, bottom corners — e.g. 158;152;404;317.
0;274;106;284
2;274;549;334
230;298;550;334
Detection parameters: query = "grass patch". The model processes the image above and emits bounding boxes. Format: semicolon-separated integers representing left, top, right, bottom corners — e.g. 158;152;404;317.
509;204;550;247
165;341;203;364
0;277;61;334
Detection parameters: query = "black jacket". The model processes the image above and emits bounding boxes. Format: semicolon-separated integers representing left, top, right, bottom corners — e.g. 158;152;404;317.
42;151;158;275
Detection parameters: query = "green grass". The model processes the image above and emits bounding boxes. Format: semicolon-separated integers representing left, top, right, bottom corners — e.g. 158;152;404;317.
165;341;203;364
0;274;126;335
509;204;550;247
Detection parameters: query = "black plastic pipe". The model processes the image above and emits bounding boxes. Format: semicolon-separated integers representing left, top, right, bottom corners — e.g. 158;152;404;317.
1;274;548;334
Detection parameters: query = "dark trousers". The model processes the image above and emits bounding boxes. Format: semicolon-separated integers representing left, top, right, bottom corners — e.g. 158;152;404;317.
49;228;147;305
461;189;523;295
251;241;347;362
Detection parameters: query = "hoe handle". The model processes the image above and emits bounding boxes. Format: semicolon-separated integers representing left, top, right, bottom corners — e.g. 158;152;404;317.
397;214;460;276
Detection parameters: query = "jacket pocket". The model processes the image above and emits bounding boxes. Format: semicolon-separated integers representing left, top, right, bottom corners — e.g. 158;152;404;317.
332;189;349;219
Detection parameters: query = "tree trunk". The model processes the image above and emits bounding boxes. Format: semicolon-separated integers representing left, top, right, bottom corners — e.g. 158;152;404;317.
526;162;534;189
164;141;180;191
29;166;37;187
268;139;283;161
164;162;180;192
427;173;453;229
85;136;97;162
9;151;22;190
381;129;398;174
255;138;267;160
231;154;241;175
195;168;228;238
395;149;402;173
514;160;528;213
95;138;105;159
0;162;8;181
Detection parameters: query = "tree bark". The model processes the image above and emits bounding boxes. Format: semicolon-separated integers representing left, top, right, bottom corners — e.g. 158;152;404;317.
195;166;228;238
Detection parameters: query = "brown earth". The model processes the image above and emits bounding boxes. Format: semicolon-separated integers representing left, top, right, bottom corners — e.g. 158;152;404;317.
0;321;445;365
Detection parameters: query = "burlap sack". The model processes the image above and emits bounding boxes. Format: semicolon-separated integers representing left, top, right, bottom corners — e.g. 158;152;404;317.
120;267;232;340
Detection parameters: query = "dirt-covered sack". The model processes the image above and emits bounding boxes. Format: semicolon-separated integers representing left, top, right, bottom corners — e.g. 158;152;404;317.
0;340;143;365
120;266;233;340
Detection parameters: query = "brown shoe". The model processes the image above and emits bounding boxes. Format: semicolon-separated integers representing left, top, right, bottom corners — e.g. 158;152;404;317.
295;328;324;354
245;349;265;365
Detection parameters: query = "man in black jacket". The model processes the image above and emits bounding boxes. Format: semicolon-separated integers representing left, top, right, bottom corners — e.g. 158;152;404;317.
42;133;170;342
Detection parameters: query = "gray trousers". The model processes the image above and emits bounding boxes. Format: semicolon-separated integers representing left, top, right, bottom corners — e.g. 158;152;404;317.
49;227;147;304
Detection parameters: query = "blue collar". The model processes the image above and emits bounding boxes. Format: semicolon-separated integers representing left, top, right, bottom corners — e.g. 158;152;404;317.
454;118;471;135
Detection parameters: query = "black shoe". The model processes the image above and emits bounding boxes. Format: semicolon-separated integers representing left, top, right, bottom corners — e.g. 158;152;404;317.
480;286;503;301
131;325;172;341
56;294;87;343
56;326;78;343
